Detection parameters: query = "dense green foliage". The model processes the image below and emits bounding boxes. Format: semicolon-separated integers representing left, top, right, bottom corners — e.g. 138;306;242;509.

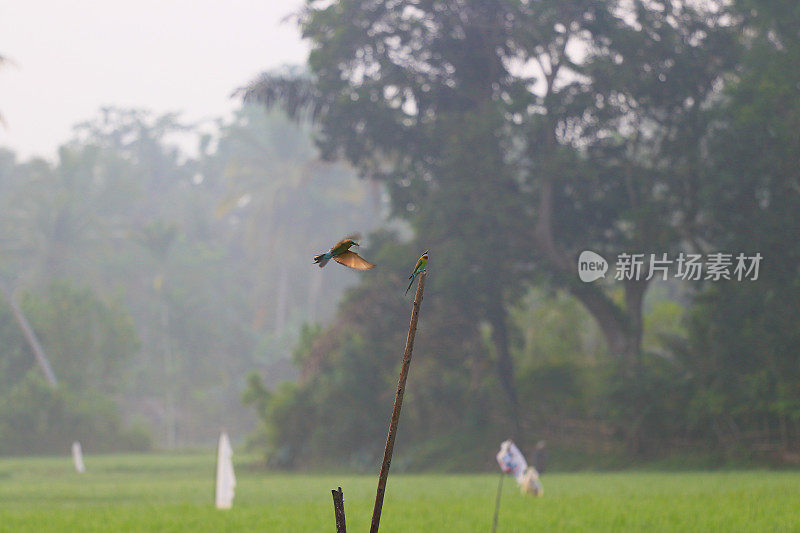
2;454;800;532
677;0;800;454
0;282;148;454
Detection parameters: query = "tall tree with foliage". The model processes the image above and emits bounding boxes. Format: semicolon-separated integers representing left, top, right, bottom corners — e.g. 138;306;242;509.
241;0;736;439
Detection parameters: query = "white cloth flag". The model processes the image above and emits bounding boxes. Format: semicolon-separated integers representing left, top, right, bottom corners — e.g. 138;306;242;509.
72;441;86;474
215;432;236;509
496;439;527;484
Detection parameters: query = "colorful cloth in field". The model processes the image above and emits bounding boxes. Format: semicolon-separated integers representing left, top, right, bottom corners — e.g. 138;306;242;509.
496;439;528;484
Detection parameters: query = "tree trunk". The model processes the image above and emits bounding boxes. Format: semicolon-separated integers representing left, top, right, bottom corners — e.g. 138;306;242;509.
623;280;647;364
487;295;523;441
0;284;58;386
534;157;647;364
161;300;177;449
532;69;648;365
568;280;634;359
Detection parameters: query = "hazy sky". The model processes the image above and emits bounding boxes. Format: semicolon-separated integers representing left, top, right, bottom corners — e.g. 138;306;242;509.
0;0;308;160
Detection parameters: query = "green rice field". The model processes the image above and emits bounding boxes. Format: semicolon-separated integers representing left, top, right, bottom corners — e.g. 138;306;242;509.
0;453;798;531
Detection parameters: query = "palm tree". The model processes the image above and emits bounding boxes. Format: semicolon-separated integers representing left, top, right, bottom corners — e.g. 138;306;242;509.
212;104;379;333
133;220;179;448
234;66;325;123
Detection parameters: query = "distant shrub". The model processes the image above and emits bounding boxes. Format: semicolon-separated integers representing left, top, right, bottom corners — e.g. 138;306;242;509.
0;373;151;455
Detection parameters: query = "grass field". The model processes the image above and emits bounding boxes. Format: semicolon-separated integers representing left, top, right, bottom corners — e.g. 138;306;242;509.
0;453;798;532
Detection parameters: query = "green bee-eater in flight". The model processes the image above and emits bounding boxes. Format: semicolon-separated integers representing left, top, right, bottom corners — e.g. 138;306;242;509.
406;250;429;294
313;236;376;270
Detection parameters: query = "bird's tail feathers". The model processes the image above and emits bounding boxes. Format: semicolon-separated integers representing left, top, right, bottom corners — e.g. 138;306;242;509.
405;274;415;295
313;253;330;268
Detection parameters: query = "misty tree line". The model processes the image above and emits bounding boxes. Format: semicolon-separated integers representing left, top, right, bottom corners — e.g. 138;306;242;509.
0;105;379;453
0;0;797;468
239;0;800;469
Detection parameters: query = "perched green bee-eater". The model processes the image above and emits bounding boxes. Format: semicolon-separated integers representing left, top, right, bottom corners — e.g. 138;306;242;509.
406;250;429;294
313;236;376;270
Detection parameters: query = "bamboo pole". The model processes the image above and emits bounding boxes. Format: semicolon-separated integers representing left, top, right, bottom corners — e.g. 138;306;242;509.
369;271;427;533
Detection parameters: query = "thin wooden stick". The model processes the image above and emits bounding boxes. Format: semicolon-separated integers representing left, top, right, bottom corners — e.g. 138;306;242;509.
369;271;427;533
331;486;346;533
491;473;504;533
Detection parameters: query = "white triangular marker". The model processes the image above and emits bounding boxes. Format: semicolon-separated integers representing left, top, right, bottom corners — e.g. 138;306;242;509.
72;441;86;474
215;432;236;509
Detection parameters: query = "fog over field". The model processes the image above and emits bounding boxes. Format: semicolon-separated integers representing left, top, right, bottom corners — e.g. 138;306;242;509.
0;0;798;488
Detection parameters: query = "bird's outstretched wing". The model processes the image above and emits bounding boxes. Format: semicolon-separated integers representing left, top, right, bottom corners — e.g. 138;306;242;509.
333;250;376;270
